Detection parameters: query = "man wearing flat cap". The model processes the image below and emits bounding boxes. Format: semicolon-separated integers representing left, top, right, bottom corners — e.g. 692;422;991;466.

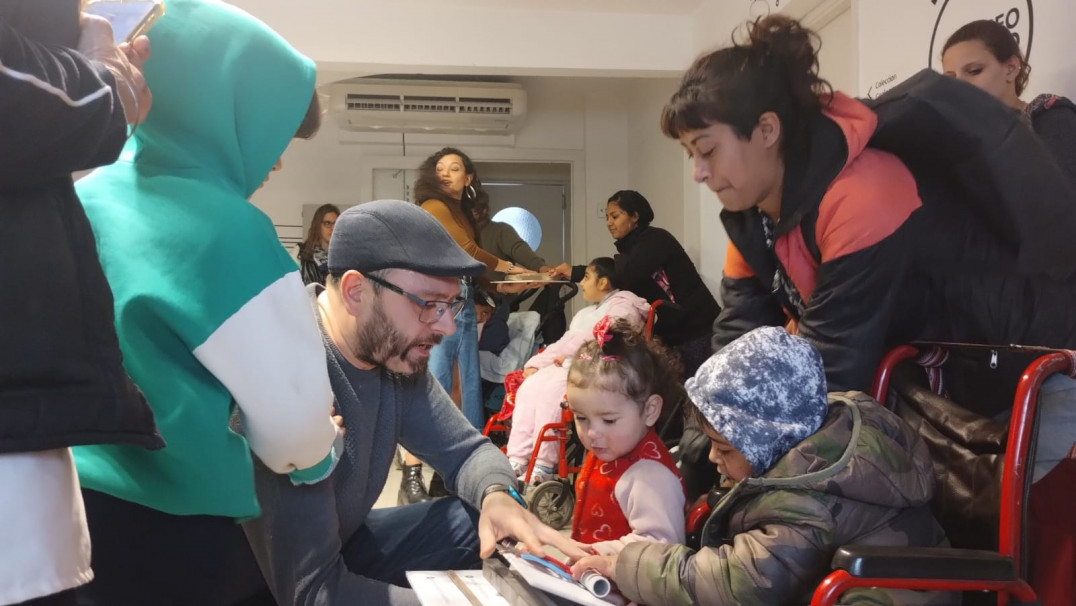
241;200;584;606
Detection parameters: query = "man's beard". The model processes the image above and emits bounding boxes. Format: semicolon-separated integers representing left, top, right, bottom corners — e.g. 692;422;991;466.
354;297;442;377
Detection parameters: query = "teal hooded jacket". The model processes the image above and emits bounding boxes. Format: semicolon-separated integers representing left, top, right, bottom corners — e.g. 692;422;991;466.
73;0;338;519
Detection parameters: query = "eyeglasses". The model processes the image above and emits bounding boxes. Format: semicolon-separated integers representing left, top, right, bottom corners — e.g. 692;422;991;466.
321;220;336;228
365;274;466;324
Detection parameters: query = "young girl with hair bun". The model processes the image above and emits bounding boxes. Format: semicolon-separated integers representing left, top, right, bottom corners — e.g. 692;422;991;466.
506;257;652;483
565;317;685;556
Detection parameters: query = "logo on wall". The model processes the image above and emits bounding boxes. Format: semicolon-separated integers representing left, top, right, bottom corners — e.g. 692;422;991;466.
928;0;1034;69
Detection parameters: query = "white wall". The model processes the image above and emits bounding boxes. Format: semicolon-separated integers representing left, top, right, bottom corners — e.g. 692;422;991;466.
226;0;694;80
816;7;856;93
855;1;1075;100
626;78;687;245
252;76;687;272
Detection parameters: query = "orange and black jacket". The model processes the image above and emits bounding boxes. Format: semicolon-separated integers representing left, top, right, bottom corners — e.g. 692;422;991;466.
715;80;1076;394
713;93;922;392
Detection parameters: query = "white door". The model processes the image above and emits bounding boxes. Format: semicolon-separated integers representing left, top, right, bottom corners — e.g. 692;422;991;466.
482;182;568;268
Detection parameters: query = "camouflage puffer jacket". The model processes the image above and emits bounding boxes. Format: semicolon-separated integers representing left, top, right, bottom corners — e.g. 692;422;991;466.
614;392;955;606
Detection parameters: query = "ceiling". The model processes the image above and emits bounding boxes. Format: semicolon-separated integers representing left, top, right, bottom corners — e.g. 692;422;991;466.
415;0;705;15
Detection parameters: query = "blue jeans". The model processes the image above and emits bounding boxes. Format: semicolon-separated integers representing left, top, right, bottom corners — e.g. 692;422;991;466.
341;497;481;587
429;284;484;428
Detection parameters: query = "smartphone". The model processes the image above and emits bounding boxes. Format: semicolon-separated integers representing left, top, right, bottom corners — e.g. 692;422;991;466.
83;0;165;44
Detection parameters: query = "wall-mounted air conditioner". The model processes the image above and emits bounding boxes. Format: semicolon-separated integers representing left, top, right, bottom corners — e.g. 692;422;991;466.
327;79;527;134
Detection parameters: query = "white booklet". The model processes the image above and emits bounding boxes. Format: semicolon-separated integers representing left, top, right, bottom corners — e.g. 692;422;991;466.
408;555;623;606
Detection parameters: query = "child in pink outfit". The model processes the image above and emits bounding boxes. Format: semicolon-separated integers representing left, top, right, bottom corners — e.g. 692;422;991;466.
506;258;651;480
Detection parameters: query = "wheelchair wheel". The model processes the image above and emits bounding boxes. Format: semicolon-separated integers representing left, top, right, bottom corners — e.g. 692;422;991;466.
528;480;575;530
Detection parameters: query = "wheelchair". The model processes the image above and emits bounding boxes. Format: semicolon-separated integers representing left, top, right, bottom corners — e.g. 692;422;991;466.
811;342;1076;606
682;342;1075;606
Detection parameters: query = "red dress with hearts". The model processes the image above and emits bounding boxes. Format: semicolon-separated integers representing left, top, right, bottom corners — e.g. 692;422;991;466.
571;429;682;544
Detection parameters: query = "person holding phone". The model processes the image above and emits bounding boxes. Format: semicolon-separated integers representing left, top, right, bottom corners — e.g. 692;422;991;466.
0;2;160;605
70;1;343;604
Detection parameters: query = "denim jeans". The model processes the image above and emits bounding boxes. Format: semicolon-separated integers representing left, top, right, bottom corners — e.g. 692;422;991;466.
429;283;484;428
341;497;481;587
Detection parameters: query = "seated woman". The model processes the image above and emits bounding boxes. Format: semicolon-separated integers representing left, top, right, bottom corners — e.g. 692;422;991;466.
506;258;650;483
942;19;1076;186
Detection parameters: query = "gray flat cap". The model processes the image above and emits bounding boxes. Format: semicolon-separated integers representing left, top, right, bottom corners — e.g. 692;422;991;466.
327;200;486;278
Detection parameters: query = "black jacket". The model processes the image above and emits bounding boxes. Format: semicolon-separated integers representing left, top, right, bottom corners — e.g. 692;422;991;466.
0;3;161;453
574;226;720;346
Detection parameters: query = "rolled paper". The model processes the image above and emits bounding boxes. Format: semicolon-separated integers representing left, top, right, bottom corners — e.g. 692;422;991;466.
579;569;610;598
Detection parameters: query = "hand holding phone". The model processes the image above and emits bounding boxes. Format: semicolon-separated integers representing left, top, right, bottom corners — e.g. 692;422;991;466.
83;0;165;44
77;12;153;126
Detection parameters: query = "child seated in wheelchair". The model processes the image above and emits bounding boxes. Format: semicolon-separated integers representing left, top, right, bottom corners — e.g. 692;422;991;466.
565;317;686;556
570;327;953;606
505;257;650;483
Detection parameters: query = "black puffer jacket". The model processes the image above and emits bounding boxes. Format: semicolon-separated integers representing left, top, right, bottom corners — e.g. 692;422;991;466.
0;1;161;453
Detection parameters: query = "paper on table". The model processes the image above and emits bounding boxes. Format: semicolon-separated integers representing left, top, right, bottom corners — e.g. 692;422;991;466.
501;553;621;606
406;570;511;606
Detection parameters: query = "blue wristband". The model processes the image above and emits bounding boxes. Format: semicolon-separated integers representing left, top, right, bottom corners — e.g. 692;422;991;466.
482;482;528;508
507;485;528;508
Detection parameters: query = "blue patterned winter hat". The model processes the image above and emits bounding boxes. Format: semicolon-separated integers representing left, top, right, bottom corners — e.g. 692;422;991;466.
686;327;828;476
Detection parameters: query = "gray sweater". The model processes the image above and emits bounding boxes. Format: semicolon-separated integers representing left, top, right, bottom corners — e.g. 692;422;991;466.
242;285;517;606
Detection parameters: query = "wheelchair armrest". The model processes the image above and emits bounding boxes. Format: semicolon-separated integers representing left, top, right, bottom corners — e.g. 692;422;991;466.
832;545;1018;582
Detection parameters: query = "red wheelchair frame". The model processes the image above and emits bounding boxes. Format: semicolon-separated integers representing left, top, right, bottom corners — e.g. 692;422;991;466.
679;341;1073;605
809;342;1076;606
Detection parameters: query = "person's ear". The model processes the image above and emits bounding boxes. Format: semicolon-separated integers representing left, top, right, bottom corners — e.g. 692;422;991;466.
597;276;611;292
339;270;367;314
465;174;474;187
642;394;663;427
1004;56;1021;83
756;111;782;149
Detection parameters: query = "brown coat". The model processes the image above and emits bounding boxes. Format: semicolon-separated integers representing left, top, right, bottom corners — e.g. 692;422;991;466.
420;198;498;271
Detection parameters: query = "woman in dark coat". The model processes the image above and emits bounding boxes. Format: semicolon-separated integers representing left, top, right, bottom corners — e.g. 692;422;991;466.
557;190;719;376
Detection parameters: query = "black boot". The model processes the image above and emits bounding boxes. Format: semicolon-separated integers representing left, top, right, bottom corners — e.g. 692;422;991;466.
398;464;431;505
428;472;450;498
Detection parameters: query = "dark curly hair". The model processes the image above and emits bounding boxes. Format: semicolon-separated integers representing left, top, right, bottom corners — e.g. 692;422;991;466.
412;147;483;240
661;15;832;156
567;318;684;411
